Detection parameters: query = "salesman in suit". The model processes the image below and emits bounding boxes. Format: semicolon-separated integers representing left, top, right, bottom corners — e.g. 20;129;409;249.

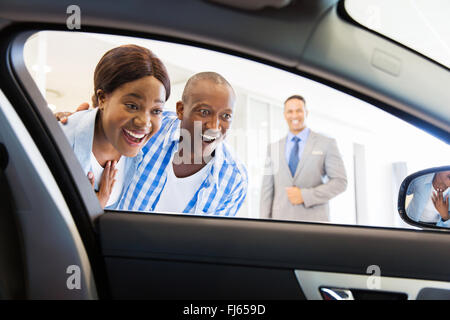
260;95;347;222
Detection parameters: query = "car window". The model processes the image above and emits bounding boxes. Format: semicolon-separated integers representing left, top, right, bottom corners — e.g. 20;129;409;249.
345;0;450;69
23;31;450;229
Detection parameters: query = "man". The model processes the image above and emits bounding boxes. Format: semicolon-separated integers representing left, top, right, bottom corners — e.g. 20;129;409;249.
117;72;248;216
60;72;248;216
260;95;347;222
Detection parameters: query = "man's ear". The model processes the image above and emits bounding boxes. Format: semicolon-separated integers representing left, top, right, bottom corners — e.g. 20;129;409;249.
96;89;106;108
176;101;184;120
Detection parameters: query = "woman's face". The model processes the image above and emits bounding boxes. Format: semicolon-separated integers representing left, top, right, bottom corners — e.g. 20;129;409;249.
99;75;166;157
436;170;450;190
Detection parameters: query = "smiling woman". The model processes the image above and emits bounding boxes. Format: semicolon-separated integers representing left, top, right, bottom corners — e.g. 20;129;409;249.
60;44;170;208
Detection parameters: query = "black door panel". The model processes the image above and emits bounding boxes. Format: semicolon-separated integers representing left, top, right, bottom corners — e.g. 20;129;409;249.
105;258;305;300
99;212;450;299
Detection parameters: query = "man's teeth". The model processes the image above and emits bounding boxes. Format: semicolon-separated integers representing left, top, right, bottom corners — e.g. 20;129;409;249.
292;120;299;124
124;129;146;139
202;134;217;142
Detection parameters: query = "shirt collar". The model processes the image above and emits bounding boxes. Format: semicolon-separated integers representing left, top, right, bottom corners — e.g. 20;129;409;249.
204;142;227;188
164;117;182;152
288;127;310;142
73;108;98;172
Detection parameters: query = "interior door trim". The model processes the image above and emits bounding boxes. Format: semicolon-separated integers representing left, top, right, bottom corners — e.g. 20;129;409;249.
295;269;450;300
0;89;97;299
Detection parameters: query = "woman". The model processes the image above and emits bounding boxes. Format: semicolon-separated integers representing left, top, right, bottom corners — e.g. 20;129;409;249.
406;170;450;226
61;44;170;208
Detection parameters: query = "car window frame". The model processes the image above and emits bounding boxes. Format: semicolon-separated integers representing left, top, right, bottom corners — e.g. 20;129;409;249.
5;25;450;234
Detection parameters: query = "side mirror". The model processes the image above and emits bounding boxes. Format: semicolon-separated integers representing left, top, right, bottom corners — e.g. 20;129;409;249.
398;166;450;230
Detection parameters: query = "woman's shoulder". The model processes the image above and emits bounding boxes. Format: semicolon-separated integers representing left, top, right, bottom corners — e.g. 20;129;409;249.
60;108;98;145
66;108;97;126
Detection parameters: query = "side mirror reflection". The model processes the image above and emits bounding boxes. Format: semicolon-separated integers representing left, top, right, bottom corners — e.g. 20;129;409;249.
398;166;450;230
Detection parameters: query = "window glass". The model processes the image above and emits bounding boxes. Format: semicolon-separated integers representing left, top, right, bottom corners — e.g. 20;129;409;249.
24;31;450;228
345;0;450;69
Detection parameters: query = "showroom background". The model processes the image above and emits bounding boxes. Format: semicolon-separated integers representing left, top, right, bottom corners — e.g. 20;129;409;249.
24;31;450;228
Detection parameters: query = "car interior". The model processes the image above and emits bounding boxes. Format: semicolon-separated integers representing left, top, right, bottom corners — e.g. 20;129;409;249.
0;0;449;300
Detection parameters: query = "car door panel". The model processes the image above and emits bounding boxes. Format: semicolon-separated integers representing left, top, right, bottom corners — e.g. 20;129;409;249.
99;212;450;299
105;258;305;300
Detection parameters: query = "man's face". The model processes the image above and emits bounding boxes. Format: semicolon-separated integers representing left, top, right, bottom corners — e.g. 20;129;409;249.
284;98;307;133
176;80;235;160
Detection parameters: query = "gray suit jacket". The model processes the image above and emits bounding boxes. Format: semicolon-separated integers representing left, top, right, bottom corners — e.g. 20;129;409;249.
260;130;347;222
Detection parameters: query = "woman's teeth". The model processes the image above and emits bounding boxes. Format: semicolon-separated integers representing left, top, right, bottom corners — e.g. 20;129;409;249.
123;129;146;143
124;129;145;139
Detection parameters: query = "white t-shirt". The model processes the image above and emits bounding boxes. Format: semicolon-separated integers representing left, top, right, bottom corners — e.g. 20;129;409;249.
421;186;447;223
154;161;212;213
90;153;125;207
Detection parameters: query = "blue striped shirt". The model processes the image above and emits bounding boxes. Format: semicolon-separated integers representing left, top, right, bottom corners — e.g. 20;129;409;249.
118;112;248;216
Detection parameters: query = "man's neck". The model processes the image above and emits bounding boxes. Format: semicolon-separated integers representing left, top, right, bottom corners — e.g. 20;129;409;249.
289;126;307;136
172;149;214;178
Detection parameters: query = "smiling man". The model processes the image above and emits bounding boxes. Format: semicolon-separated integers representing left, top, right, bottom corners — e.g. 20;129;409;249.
118;72;248;216
260;95;347;222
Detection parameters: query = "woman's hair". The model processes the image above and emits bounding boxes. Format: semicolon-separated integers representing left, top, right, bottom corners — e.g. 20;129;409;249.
92;44;171;107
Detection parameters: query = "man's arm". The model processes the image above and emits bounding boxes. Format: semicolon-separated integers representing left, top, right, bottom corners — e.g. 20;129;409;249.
301;139;347;208
260;145;274;219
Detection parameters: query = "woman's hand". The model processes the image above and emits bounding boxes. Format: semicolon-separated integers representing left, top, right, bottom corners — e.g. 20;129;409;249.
432;189;449;221
87;160;117;208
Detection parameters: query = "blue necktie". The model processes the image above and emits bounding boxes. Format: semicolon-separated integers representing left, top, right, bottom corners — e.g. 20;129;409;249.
288;136;300;177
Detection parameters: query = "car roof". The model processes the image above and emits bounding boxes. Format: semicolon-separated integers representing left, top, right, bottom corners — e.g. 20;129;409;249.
0;0;448;140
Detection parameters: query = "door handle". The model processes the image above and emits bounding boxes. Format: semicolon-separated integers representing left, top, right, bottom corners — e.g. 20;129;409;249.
319;287;355;300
